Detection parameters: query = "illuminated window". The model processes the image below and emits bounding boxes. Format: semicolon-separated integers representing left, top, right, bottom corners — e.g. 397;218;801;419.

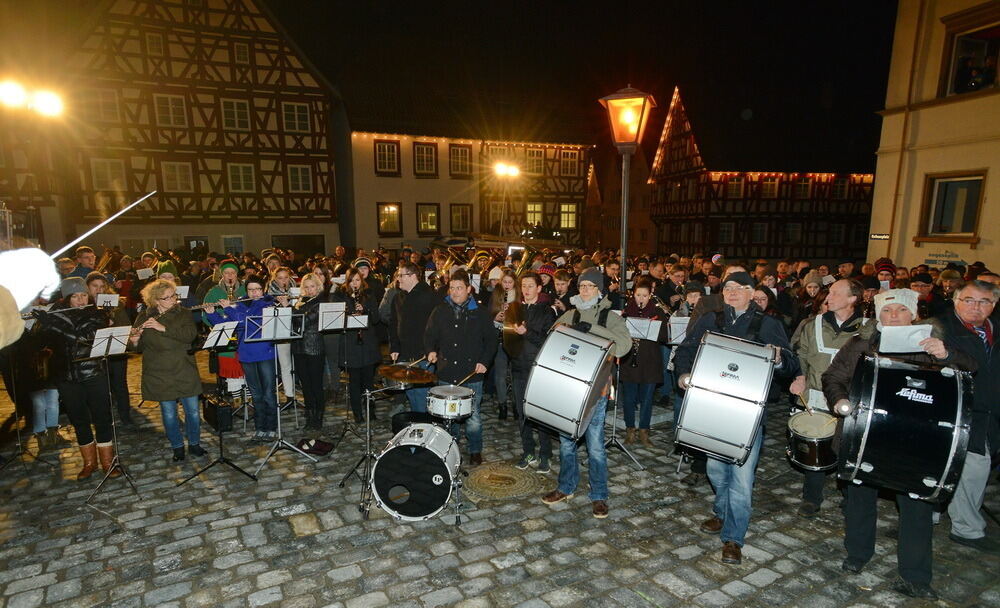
374;140;400;176
282;102;310;133
417;203;439;234
761;177;779;198
414;143;437;176
943;21;1000;96
154;94;187;127
234;42;250;64
526;202;542;225
559;150;579;177
91;159;125;191
81;89;119;122
221;99;250;130
726;176;743;198
526;148;544;175
377;202;402;235
287;165;312;193
489;146;508;157
162;162;193;192
559;203;577;229
922;173;984;236
146;33;164;56
451;204;472;233
794;177;812;199
449;145;471;176
228;163;255;193
832;177;849;199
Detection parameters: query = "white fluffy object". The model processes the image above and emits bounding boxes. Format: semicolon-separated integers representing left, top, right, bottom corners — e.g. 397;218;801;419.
0;247;61;310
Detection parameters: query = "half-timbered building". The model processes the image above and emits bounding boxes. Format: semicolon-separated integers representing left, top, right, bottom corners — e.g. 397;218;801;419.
0;0;349;256
648;87;874;262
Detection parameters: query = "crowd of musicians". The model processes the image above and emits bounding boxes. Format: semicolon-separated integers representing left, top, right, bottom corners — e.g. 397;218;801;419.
5;243;999;599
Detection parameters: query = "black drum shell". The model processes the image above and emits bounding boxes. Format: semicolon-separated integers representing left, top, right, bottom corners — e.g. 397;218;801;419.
786;426;837;471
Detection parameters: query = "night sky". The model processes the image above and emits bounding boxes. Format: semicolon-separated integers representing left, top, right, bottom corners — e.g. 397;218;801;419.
265;1;899;171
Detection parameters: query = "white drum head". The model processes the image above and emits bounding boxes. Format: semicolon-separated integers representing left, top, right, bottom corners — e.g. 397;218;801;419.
789;410;836;438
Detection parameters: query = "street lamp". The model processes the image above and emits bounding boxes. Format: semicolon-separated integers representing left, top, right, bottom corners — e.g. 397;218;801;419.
494;161;520;237
0;80;63;117
598;86;655;301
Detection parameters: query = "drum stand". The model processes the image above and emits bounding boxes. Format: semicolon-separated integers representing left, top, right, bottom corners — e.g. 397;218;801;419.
339;386;389;519
604;366;644;471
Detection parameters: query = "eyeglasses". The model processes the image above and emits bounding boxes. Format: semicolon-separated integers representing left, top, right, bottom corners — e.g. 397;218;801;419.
158;293;178;301
957;297;996;308
399;273;415;278
722;286;750;293
247;287;264;292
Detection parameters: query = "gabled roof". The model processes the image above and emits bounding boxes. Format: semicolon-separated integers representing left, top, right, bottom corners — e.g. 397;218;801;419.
650;85;879;177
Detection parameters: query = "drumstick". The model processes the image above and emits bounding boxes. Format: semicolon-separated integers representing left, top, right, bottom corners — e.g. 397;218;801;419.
407;355;427;368
456;370;477;386
797;393;814;415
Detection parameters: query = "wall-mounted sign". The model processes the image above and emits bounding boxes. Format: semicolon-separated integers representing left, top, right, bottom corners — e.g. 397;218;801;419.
869;233;890;240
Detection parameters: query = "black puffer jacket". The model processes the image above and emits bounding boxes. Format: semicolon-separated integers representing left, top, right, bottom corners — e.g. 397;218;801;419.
290;294;326;357
507;293;557;373
41;303;112;383
424;295;497;383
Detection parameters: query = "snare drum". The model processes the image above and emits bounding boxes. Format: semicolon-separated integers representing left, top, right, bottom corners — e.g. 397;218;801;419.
839;355;972;502
427;385;475;419
371;423;461;521
786;410;837;471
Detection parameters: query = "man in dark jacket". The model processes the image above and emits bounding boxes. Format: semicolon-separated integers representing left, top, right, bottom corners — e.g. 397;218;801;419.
425;270;497;466
937;280;1000;554
674;271;799;567
390;262;439;412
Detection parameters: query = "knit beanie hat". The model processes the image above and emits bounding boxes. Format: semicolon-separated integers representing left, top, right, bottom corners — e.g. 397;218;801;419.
578;267;605;291
156;260;178;278
874;288;918;318
219;259;239;274
60;277;87;297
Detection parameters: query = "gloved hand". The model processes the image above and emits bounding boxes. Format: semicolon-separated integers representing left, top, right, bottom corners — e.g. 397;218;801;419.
677;373;692;390
570;321;592;333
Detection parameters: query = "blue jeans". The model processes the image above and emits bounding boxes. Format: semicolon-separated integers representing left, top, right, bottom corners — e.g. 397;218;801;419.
706;426;764;546
620;382;655;429
558;395;609;501
31;389;59;433
405;360;433;413
440;380;483;454
243;359;277;432
658;345;673;400
160;395;202;449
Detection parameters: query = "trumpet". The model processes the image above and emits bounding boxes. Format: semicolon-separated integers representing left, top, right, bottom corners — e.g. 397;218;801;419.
651;294;671;315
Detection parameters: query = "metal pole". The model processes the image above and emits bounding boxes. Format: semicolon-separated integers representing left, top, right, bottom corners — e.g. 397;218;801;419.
619;152;631;301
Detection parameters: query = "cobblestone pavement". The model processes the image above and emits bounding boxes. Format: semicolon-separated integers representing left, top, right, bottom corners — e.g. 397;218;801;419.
0;352;998;608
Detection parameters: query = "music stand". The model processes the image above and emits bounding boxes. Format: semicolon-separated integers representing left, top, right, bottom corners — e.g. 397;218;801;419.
604;318;660;471
243;310;316;476
82;326;139;503
177;396;256;485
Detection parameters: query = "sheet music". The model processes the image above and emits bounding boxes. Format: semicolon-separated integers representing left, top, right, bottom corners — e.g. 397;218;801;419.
266;306;294;339
879;324;932;353
424;270;435;282
96;293;119;307
553;256;566;267
289;287;301;298
202;321;238;349
319;302;346;330
668;316;690;345
625;317;661;340
90;326;130;358
331;276;346;285
346;314;369;329
471;274;481;292
175;285;190;299
136;267;154;280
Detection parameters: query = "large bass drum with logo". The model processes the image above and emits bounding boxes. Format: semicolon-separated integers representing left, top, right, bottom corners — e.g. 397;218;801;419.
370;423;461;521
675;332;777;465
839;355;972;502
524;325;615;439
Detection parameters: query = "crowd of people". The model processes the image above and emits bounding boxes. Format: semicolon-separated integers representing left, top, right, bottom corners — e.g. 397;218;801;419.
5;242;999;600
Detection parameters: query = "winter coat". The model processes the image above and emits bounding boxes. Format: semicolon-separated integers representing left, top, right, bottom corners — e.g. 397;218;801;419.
41;303;112;383
133;305;202;401
340;290;381;369
390;281;438;361
792;311;874;407
936;312;999;455
554;295;633;358
424;295;497;383
506;293;557;373
290;294;325;357
619;299;668;384
205;296;277;363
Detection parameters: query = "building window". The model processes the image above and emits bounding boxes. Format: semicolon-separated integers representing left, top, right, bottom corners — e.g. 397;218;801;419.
81;89;119;122
377;202;402;236
221;99;250;130
413;143;437;177
829;223;846;245
559;150;579;177
794;177;812;199
921;173;985;237
416;203;439;235
785;222;802;243
234;42;250;64
726;176;744;199
282;102;310;133
559;203;577;229
162;162;193;192
228;163;255;193
448;145;471;177
526;148;544;175
832;177;849;199
154;94;187;127
686;177;698;200
761;176;779;198
287;165;313;193
526;202;542;225
718;222;735;244
451;204;472;234
374;140;400;176
751;222;768;243
146;33;164;56
91;159;126;191
489;146;508;157
943;20;1000;96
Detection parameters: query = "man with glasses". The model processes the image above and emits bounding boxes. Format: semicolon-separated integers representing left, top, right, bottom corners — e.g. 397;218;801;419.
938;280;1000;554
389;262;439;412
909;272;948;319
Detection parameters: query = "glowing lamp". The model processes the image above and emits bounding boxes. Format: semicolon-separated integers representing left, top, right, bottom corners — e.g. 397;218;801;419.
32;90;63;117
0;81;28;108
598;87;656;154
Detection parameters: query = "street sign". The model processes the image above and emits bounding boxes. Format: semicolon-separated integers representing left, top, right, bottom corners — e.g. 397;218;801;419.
869;233;889;240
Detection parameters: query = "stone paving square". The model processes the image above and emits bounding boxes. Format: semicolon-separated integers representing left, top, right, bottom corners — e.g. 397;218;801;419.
0;353;998;607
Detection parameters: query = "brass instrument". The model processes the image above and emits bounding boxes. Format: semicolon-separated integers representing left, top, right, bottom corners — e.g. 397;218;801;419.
513;246;538;278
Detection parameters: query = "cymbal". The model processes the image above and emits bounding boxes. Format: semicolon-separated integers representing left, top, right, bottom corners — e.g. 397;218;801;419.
377;364;437;384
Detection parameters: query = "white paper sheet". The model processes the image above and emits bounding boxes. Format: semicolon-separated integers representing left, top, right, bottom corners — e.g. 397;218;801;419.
175;285;190;298
471;274;481;292
553;256;566;267
90;326;131;358
289;287;301;298
668;316;690;345
346;314;368;329
625;317;662;340
319;302;346;330
878;324;932;353
96;293;119;308
202;321;238;349
136;267;154;280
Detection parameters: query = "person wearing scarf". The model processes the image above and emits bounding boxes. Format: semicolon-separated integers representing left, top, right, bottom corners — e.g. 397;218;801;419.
619;279;669;446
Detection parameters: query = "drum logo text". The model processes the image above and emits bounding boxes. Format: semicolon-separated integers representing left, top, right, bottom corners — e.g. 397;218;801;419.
719;371;740;381
895;388;933;404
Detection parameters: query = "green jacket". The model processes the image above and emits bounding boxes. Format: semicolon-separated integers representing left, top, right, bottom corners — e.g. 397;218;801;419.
792;311;874;408
134;305;203;402
554;296;633;358
203;281;246;359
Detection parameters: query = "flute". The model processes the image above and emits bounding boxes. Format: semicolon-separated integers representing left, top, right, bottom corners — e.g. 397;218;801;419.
187;297;253;311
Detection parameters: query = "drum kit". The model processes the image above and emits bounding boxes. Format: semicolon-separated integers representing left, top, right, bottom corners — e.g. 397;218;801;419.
344;358;479;523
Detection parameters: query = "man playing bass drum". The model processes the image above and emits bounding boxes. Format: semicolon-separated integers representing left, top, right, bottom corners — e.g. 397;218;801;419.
540;267;632;519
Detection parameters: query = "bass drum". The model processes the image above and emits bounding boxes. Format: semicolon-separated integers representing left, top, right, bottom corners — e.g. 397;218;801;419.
371;423;461;521
839;355;972;502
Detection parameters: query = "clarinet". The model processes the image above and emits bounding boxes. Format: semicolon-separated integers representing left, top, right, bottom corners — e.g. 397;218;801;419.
630;337;640;368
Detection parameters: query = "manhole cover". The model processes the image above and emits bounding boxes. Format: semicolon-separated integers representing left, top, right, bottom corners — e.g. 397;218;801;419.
464;461;545;502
